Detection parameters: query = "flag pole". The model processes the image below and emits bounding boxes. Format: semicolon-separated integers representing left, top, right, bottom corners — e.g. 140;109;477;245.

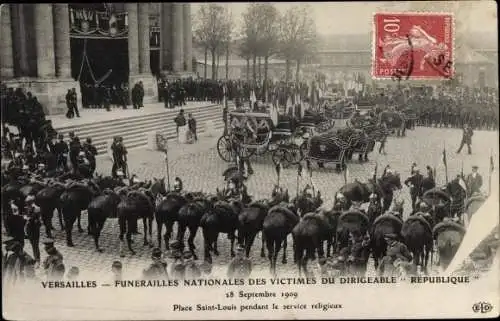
488;150;493;196
443;142;448;184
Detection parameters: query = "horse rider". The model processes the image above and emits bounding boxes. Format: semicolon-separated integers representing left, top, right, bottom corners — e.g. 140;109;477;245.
405;164;424;212
465;165;483;197
143;247;168;280
415;202;433;225
422;165;436;194
334;193;348;211
377;233;412;276
367;193;382;224
41;238;64;280
24;195;42;267
227;245;252;278
173;177;183;193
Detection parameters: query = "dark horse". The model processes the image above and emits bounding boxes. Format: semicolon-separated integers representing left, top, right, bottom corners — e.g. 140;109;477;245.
35;181;66;238
60;181;100;247
117;188;155;256
87;188;121;252
263;204;300;276
336;173;402;212
401;215;433;274
155;192;188;251
177;192;212;259
200;199;243;264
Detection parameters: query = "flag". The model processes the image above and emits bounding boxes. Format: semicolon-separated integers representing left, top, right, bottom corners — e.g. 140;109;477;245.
458;176;467;193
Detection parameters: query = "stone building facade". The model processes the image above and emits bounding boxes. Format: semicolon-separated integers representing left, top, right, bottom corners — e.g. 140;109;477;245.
0;3;193;115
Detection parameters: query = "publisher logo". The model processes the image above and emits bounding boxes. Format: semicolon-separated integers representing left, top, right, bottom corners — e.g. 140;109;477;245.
472;302;493;314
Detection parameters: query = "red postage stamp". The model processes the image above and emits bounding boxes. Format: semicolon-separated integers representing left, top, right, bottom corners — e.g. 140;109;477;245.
372;12;454;79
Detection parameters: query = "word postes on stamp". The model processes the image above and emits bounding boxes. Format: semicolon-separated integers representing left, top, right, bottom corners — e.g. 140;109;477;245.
373;12;454;80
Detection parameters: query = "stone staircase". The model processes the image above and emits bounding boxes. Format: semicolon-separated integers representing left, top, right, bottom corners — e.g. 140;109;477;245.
55;103;230;155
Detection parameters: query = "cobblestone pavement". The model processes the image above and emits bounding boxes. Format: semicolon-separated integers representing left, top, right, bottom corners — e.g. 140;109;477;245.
31;127;498;280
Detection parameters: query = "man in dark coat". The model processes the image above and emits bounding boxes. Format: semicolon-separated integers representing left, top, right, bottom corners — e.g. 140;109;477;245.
187;113;197;142
54;133;69;172
405;165;424;211
111;136;128;178
83;137;98;176
465;165;483;196
456;123;473;154
377;233;412;276
24;195;42;265
69;132;81;174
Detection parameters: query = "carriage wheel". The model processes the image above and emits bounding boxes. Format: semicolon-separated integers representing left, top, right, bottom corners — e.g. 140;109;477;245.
272;148;291;168
217;135;234;162
285;145;304;165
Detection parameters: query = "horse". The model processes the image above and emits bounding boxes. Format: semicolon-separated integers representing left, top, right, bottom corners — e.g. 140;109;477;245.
60;181;100;247
200;200;243;264
292;210;337;277
262;204;300;276
177;192;212;259
401;215;434;274
336;173;402;212
155;192;188;251
237;200;270;258
35;180;66;238
87;188;121;252
117;188;155;256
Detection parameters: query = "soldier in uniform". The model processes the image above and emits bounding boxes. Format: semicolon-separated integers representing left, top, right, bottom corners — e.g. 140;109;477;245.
405;165;424;212
456;123;473;155
68;132;81;173
414;202;433;224
111;137;128;178
5;200;26;247
83;137;97;176
54;133;69;172
466;165;483;197
24;195;42;266
366;193;382;224
77;151;92;178
173;177;183;193
227;245;252;278
42;238;64;280
143;248;168;280
377;233;412;276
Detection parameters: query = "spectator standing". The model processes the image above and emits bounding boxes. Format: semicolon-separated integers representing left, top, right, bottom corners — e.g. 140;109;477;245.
187;113;197;142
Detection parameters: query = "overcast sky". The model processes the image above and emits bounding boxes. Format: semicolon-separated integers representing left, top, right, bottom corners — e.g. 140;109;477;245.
192;1;497;35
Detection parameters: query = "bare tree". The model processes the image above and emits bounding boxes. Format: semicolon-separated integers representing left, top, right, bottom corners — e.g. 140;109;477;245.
278;4;317;84
242;3;279;99
194;4;232;80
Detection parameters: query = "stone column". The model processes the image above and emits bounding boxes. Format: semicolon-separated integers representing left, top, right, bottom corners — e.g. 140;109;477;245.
171;3;184;72
182;4;192;72
52;4;72;78
126;3;139;75
10;5;29;76
160;3;172;71
0;4;14;78
138;3;150;74
34;4;56;78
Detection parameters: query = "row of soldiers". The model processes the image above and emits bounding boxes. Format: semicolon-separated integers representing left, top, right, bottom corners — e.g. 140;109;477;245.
1;84;57;150
80;82;131;110
3;131;97;179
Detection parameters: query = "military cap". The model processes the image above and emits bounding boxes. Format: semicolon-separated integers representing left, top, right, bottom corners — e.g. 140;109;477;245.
112;261;123;269
472;165;478;169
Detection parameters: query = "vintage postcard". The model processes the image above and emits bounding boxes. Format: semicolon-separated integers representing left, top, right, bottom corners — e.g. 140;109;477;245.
1;1;498;320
